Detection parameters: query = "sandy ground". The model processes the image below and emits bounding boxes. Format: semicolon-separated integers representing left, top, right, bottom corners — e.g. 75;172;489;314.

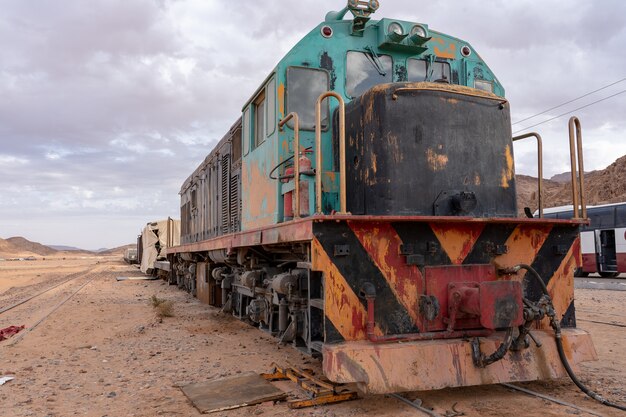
0;257;625;417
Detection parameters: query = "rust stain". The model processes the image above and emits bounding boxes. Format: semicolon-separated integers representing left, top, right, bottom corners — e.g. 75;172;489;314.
432;37;456;59
364;94;375;124
349;222;422;326
312;238;382;340
277;82;285;118
371;152;377;174
474;173;481;185
242;159;277;229
430;223;485;265
426;148;448;171
501;145;514;188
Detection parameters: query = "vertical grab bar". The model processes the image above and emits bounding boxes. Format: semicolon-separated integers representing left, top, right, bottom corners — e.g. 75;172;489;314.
568;117;587;219
315;92;347;214
278;112;301;219
512;132;543;217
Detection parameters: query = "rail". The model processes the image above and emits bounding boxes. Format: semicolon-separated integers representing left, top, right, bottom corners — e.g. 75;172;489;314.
278;112;301;218
315;92;347;214
568;116;587;219
512;132;543;217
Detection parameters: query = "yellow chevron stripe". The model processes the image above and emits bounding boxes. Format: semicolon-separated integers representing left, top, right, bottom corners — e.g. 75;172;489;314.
311;238;381;341
493;224;553;280
430;223;485;264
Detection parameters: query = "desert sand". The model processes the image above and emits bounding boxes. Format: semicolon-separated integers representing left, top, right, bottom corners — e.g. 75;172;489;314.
0;257;624;417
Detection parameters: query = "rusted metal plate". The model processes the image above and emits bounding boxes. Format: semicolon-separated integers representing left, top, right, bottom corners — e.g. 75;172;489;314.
196;262;210;305
180;372;287;414
167;219;314;255
477;281;523;329
425;264;496;331
323;328;597;394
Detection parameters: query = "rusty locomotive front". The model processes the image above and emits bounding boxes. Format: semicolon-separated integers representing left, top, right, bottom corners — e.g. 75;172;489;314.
165;2;596;393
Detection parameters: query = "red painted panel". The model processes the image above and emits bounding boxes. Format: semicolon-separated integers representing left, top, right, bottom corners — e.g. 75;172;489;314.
582;254;596;273
617;253;626;273
425;264;496;331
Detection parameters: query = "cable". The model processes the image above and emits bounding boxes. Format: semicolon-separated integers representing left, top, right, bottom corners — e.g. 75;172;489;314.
513;89;626;134
512;77;626;125
516;263;626;412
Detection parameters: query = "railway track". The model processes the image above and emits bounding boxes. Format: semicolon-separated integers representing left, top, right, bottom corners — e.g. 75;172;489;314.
0;266;104;346
390;382;608;417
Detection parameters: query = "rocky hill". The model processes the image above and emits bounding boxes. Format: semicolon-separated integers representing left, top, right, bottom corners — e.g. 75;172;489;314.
0;237;133;259
517;154;626;213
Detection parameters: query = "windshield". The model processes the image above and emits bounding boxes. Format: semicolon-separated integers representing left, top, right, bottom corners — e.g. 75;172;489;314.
286;67;329;130
346;51;392;98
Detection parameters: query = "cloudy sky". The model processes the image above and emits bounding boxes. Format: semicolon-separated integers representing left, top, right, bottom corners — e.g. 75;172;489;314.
1;0;625;249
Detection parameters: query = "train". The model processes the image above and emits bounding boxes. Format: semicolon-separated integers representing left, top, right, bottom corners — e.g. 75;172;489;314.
162;1;597;394
543;203;626;278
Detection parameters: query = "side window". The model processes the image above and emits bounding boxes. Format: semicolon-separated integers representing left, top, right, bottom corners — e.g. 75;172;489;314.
253;91;266;148
616;205;626;228
266;78;276;137
286;67;329;130
556;210;574;220
242;107;250;155
346;51;392;98
587;207;615;229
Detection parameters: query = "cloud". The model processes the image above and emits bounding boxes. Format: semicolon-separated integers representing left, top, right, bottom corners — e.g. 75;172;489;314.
0;0;625;248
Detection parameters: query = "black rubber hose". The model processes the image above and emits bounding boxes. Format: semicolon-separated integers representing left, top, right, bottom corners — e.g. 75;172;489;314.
516;263;626;412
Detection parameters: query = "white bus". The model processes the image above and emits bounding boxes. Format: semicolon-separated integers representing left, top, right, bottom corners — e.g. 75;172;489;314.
542;203;626;277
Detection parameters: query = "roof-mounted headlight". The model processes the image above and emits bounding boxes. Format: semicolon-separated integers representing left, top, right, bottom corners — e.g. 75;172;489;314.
409;25;428;45
387;22;407;42
410;25;427;38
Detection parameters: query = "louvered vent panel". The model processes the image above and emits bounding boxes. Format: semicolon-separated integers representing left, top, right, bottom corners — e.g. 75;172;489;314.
230;175;239;232
220;155;230;234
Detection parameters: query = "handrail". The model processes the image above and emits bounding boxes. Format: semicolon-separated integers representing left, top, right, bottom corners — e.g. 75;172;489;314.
568;117;587;219
278;112;301;219
315;92;347;214
512;132;543;217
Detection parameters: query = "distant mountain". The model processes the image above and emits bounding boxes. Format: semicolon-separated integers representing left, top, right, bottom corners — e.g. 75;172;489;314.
5;236;57;256
98;244;136;256
48;245;84;251
517;154;626;214
549;171;590;183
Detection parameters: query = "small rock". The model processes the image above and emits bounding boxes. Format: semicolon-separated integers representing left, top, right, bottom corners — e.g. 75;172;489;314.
107;391;117;398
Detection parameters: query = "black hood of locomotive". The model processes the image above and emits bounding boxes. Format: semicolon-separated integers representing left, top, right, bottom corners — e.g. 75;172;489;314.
337;82;517;218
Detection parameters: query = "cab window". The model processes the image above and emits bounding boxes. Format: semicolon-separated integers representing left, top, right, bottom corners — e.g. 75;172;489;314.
266;78;276;136
242;107;250;155
253;90;265;147
407;59;450;83
286;67;329;130
346;51;392;98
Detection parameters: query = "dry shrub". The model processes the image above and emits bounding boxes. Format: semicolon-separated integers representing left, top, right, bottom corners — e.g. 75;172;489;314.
149;294;165;307
149;295;174;317
155;301;174;318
